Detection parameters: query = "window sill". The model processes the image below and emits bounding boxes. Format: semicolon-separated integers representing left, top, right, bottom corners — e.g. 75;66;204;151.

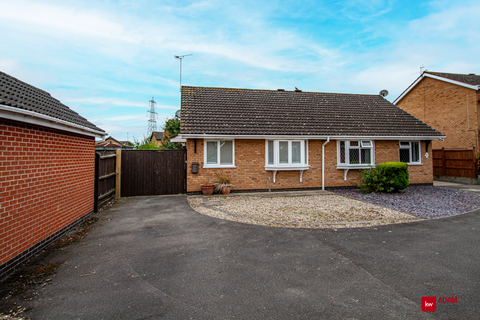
336;164;375;170
264;165;310;171
264;165;310;183
404;162;423;166
203;165;236;169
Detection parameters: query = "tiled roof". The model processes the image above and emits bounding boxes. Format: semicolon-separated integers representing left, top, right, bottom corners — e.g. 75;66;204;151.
0;71;105;133
180;86;444;137
425;71;480;86
152;131;164;140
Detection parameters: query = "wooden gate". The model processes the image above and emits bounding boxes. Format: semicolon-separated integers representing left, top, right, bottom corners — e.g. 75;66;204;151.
432;149;477;178
120;149;186;197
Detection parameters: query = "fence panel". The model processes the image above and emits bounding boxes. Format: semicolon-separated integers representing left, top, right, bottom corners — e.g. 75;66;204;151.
94;151;118;211
121;149;186;197
432;149;477;178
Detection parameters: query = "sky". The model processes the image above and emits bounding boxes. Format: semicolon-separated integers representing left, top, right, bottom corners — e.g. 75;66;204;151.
1;0;479;141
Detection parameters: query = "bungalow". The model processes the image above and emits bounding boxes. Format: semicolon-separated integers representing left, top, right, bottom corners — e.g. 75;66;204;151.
179;86;445;193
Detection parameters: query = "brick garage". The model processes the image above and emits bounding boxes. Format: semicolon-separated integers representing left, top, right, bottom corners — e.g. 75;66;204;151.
0;72;105;280
395;71;480;150
180;86;444;193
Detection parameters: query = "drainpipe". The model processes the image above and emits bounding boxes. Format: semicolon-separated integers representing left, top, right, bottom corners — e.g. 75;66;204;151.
322;137;330;191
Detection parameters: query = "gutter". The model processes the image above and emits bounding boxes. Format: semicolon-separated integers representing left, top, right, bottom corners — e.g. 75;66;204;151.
322;137;330;191
0;105;106;138
177;134;445;141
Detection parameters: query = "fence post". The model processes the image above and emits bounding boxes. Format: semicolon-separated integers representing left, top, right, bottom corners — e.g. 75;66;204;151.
94;152;100;213
473;149;477;179
116;149;122;198
441;149;446;176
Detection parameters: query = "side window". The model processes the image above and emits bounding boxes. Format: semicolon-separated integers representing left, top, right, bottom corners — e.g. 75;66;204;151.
204;140;235;167
399;141;420;164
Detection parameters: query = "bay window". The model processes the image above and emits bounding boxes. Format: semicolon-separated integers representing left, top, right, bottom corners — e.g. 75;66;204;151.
204;140;235;167
265;140;308;167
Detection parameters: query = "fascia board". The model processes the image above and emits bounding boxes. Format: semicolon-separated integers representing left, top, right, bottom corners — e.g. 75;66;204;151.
0;105;106;138
178;134;445;141
394;73;480;104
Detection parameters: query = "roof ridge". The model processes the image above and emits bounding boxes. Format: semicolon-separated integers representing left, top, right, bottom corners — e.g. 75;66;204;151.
181;85;381;96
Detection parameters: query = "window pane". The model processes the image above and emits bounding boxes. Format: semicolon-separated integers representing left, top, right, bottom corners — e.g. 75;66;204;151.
279;141;288;164
220;140;233;165
349;148;360;164
399;141;410;148
292;141;301;164
361;141;372;147
412;142;420;162
340;141;345;163
399;148;410;163
350;141;358;147
268;141;274;165
361;148;371;164
305;140;308;164
206;141;218;164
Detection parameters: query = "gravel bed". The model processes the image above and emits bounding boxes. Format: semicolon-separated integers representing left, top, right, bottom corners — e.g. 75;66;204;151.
332;186;480;218
188;195;419;228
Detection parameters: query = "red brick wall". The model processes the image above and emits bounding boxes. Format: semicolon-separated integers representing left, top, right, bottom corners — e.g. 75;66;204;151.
396;77;480;150
186;139;433;192
0;120;95;265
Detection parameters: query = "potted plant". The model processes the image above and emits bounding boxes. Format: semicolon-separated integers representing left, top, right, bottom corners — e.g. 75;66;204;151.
214;171;234;195
201;178;215;196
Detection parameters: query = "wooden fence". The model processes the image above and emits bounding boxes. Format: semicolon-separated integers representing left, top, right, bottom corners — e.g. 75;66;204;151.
432;149;477;178
120;149;186;197
94;150;121;212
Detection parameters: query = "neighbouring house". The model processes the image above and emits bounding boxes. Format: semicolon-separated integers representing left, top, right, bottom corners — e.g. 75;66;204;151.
150;131;164;147
178;86;445;193
0;71;106;280
394;71;480;150
95;136;134;150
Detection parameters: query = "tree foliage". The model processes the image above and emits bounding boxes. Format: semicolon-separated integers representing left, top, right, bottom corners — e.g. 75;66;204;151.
159;117;183;150
133;135;160;150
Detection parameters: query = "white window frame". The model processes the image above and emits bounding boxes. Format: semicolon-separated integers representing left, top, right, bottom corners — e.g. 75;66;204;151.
203;139;236;168
399;141;422;165
264;140;309;168
336;140;375;168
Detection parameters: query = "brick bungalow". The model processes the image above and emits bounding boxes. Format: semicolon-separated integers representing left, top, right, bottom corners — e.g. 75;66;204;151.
394;71;480;150
0;71;106;280
179;86;445;193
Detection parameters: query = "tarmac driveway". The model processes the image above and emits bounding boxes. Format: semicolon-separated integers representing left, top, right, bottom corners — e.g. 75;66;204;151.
18;195;480;319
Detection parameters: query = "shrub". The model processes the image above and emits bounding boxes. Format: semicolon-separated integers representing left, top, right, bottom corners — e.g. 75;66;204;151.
377;162;409;191
358;165;391;193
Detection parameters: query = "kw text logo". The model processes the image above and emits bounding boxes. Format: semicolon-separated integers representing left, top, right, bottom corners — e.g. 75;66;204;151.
422;296;457;312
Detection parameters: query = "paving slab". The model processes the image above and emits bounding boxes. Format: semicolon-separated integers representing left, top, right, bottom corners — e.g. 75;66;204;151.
2;195;478;319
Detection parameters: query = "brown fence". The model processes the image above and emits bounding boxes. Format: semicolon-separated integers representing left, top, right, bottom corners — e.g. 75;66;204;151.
432;149;477;178
121;149;186;197
94;150;120;212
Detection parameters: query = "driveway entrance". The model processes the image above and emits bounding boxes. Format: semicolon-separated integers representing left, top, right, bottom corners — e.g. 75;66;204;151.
7;195;479;319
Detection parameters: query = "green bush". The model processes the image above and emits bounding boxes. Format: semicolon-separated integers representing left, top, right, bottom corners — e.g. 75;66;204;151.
378;162;409;191
358;165;391;193
358;162;409;193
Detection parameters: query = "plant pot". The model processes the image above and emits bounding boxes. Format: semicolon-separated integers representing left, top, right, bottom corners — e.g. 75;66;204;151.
221;186;232;195
201;184;215;196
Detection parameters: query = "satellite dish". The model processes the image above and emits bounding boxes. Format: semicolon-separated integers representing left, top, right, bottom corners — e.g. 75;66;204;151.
379;89;389;97
175;109;181;118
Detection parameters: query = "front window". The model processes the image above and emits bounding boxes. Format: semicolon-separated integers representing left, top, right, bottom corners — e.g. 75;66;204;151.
204;140;235;167
338;141;374;166
265;140;308;167
399;141;421;164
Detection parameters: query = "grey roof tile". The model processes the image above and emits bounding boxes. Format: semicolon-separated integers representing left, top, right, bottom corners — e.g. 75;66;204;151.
425;71;480;86
180;86;444;137
0;71;105;133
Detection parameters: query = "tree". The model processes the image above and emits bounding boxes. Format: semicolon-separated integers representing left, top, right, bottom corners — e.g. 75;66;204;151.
133;135;160;150
160;117;183;149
